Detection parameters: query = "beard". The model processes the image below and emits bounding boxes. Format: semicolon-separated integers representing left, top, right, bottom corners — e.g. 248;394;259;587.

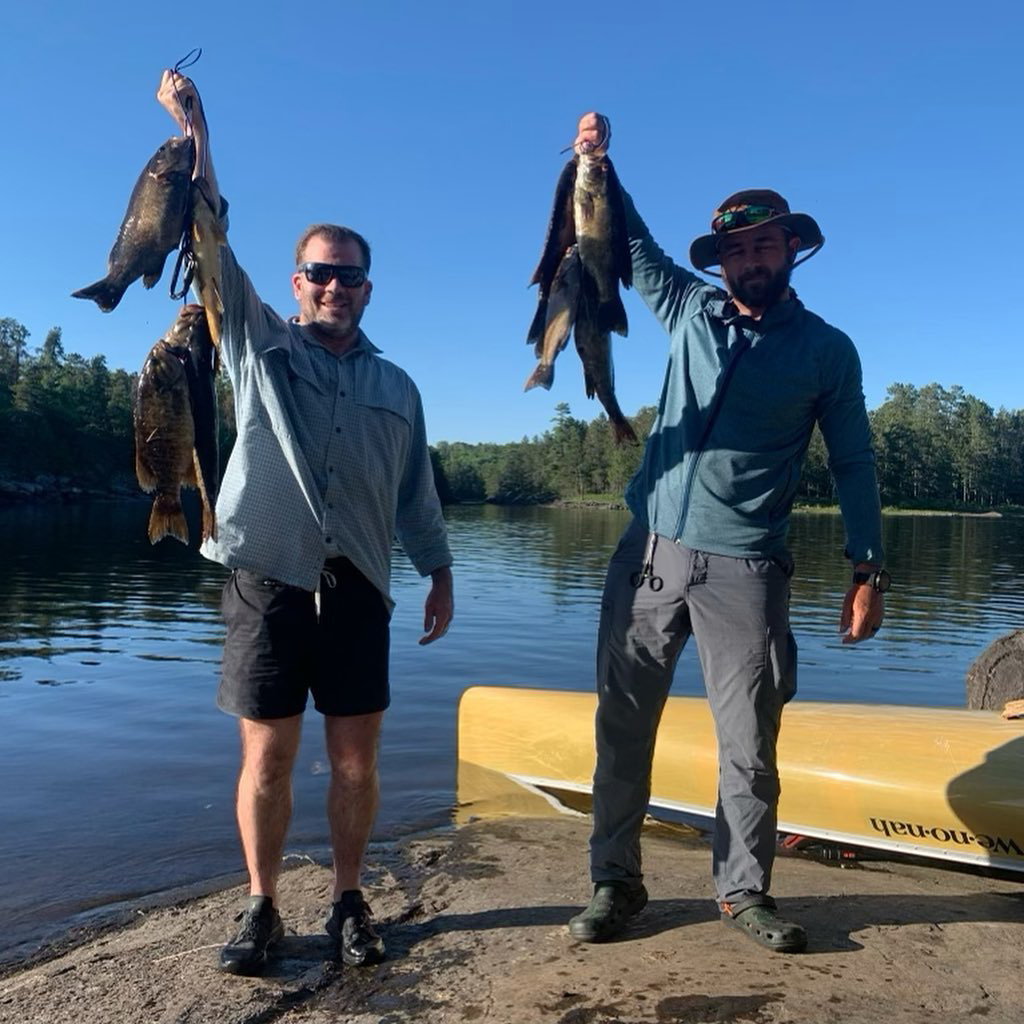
724;262;792;310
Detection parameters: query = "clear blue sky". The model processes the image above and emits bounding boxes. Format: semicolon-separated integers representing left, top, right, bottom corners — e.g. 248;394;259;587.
3;1;1020;443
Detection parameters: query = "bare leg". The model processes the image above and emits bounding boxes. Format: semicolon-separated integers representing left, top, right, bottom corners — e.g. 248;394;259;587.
236;715;303;902
325;712;383;899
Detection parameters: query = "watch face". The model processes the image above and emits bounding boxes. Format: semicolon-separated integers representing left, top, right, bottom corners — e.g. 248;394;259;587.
874;569;892;593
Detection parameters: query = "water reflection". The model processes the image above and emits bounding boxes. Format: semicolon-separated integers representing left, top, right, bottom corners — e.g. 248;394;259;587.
1;502;1022;961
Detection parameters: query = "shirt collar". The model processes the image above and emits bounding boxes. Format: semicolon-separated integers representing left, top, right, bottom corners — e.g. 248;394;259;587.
708;290;804;330
287;320;383;356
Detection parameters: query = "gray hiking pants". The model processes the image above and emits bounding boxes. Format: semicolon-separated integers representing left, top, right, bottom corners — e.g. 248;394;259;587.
590;519;798;906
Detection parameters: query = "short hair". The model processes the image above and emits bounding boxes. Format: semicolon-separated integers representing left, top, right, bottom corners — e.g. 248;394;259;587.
294;224;372;273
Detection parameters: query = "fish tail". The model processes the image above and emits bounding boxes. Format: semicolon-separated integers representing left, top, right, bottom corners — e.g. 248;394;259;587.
612;417;639;445
71;277;126;313
201;500;217;542
148;494;189;545
596;295;628;337
192;451;218;542
524;362;555;392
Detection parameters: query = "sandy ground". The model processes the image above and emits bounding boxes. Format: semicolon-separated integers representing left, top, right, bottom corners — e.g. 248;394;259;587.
2;815;1023;1024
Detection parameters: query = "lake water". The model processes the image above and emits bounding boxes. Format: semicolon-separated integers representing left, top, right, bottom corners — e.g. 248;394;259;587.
1;501;1022;961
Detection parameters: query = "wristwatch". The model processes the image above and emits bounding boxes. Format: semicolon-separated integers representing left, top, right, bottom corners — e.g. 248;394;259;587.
852;568;892;593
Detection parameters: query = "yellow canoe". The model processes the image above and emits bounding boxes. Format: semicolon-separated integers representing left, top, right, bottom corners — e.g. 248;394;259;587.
457;686;1024;874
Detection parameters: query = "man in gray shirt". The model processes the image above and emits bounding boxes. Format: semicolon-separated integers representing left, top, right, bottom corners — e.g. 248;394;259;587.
158;70;453;976
566;113;886;953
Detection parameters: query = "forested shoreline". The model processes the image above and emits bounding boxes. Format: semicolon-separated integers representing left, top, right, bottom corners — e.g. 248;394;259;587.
2;316;1022;512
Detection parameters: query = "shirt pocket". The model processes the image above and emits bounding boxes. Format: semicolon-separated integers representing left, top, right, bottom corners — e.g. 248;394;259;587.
349;391;413;469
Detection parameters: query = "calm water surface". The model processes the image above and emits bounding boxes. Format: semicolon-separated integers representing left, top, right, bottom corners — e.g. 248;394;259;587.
1;501;1022;959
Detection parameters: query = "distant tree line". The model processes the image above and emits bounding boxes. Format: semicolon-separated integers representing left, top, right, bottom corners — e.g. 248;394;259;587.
0;316;234;494
2;316;1021;510
434;387;1024;510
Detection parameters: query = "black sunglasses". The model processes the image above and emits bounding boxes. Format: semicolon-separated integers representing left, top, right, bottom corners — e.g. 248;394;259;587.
711;205;782;234
298;262;367;288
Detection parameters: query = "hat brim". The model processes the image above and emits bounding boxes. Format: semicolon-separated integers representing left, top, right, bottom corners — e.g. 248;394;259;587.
689;213;824;272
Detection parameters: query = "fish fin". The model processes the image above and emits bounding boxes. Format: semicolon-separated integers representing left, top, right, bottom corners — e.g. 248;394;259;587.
605;158;633;289
527;299;549;349
148;494;189;545
71;277;125;313
529;160;578;288
524;362;554;392
597;295;629;337
135;451;158;493
582;367;597;400
142;253;171;290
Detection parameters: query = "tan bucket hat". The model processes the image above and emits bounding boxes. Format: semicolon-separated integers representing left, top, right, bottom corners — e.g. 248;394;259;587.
689;189;824;272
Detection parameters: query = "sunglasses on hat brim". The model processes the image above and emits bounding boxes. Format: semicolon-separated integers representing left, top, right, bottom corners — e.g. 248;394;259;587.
711;205;784;234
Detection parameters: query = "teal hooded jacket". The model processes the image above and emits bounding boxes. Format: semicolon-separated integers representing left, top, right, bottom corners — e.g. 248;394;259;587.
622;192;884;566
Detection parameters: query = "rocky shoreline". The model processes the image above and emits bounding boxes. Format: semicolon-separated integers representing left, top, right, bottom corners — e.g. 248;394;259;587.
0;475;140;506
2;815;1022;1024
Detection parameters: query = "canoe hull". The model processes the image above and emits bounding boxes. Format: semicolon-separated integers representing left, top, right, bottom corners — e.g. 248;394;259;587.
457;686;1024;873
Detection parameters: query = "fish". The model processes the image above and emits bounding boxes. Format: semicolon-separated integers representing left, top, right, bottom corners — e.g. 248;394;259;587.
572;151;631;335
73;135;196;312
189;177;226;346
134;304;219;544
527;160;577;346
574;275;638;445
526;146;635;441
524;244;581;391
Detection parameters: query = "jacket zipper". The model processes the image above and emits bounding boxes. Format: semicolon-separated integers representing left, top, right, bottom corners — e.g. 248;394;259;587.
673;335;751;541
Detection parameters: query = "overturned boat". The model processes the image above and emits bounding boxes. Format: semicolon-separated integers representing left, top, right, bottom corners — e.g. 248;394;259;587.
457;686;1024;874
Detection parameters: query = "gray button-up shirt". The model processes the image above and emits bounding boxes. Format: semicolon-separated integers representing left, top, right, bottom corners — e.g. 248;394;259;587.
200;244;451;610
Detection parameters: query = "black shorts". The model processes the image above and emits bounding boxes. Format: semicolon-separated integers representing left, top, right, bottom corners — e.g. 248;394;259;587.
218;558;390;719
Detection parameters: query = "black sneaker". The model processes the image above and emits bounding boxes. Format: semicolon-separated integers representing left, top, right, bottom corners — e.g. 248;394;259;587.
218;896;285;976
325;890;386;966
568;881;649;942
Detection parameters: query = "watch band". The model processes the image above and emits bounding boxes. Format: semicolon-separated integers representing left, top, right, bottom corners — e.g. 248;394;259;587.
852;569;891;593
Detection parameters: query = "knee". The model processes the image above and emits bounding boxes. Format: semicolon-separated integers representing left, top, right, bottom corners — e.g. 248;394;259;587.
241;746;295;791
329;747;378;790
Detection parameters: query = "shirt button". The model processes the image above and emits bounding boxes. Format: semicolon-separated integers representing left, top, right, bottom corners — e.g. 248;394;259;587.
327;502;334;509
335;426;341;433
339;390;346;397
328;466;334;473
325;535;332;543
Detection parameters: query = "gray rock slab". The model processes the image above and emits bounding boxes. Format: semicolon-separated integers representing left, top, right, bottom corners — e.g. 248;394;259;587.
1;817;1022;1024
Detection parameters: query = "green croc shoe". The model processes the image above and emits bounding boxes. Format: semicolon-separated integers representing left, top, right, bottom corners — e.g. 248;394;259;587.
568;882;648;943
721;896;807;953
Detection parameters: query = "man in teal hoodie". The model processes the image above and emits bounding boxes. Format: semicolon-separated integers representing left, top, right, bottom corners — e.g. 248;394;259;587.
567;113;888;953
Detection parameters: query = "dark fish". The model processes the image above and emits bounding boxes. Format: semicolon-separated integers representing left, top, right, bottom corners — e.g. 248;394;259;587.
134;305;218;544
526;150;635;440
524;245;580;391
73;136;195;312
180;305;219;541
573;151;631;335
189;177;226;346
574;275;637;445
527;160;577;346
